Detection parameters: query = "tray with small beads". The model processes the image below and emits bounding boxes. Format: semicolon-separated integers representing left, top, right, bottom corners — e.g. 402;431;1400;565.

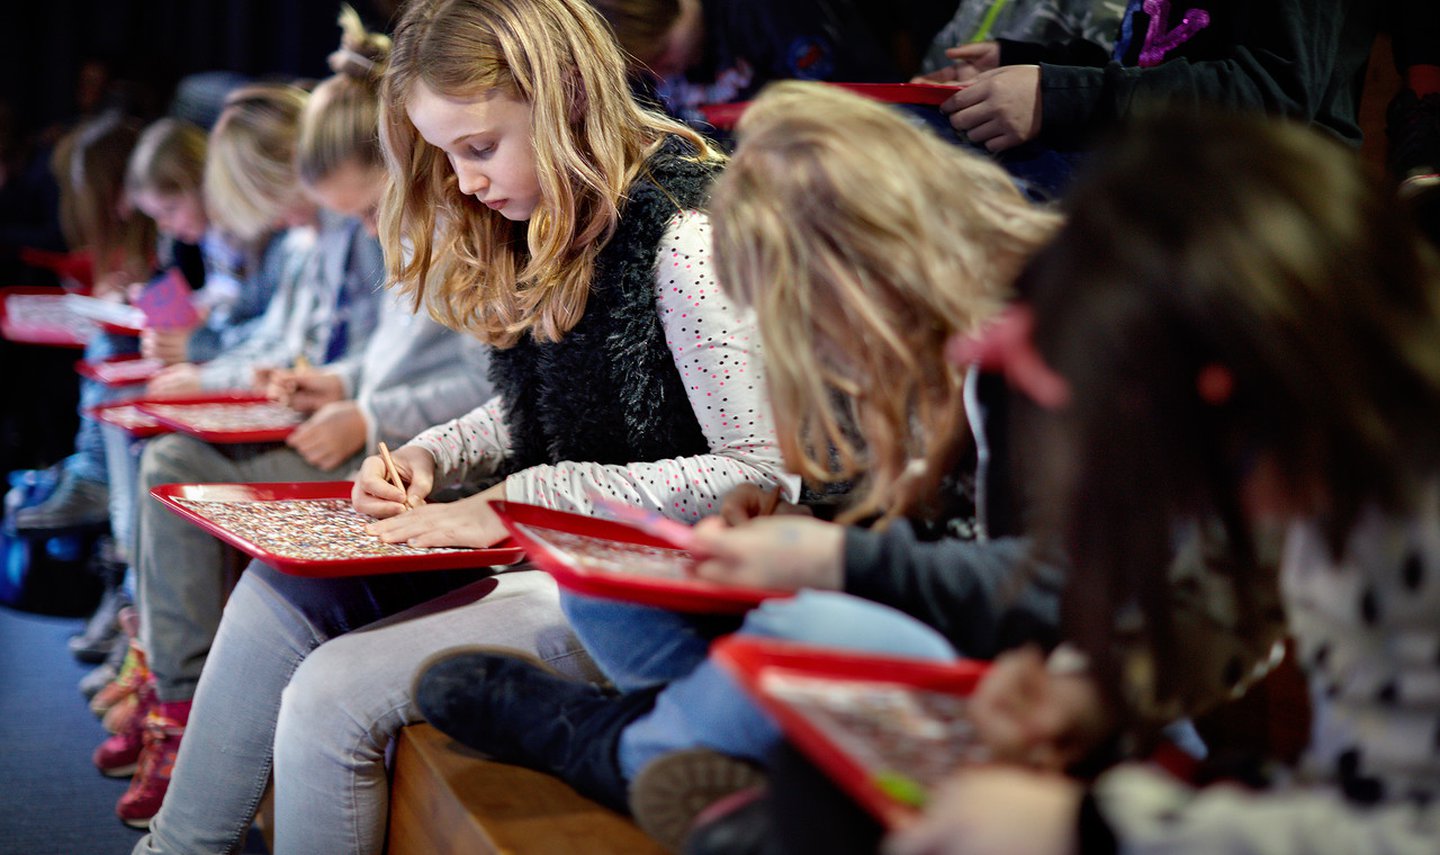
152;481;526;577
490;500;792;613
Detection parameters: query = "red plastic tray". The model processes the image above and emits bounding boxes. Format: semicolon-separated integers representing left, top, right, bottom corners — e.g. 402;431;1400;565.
89;399;170;438
0;286;94;348
137;395;303;443
490;500;792;613
76;354;166;387
714;636;989;827
152;481;526;577
700;81;965;129
830;81;965;106
62;293;146;336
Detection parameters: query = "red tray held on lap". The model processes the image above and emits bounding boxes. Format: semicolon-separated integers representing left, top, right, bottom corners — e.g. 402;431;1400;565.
152;481;525;577
714;636;989;827
490;500;792;613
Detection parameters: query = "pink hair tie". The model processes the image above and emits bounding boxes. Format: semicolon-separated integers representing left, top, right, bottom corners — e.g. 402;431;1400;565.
947;304;1071;409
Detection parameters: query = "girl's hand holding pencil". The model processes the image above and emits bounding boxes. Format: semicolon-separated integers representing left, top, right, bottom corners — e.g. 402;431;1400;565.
352;442;435;518
367;481;508;549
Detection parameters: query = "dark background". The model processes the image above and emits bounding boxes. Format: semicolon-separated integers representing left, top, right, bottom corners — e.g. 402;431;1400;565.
1;0;400;137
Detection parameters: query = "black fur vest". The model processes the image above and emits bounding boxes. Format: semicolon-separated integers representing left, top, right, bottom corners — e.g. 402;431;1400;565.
489;142;720;473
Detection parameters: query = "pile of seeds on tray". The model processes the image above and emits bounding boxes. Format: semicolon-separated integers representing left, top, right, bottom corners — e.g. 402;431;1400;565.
6;294;97;338
516;524;698;579
174;497;475;560
92;358;164;383
759;671;986;798
98;404;161;431
145;401;304;432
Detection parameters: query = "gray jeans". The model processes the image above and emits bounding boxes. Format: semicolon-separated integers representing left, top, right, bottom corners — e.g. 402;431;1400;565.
133;566;596;855
135;432;358;702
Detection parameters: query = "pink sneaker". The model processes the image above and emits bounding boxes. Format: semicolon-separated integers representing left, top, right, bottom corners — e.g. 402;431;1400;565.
115;701;189;830
93;678;155;778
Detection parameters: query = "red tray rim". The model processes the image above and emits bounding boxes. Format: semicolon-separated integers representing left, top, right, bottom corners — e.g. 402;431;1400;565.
151;481;526;577
490;499;793;614
137;395;301;443
713;635;988;827
699;81;965;128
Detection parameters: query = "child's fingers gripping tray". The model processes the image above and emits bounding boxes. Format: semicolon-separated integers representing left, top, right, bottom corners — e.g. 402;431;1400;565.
489;500;793;614
712;636;990;828
151;482;525;578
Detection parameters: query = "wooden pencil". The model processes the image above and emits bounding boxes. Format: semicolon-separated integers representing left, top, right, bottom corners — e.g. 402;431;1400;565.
377;441;406;499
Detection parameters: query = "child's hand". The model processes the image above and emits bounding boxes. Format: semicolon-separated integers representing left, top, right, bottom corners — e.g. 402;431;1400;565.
147;363;201;397
969;647;1110;771
690;515;844;591
940;65;1042;152
141;327;195;365
287;401;367;470
268;369;345;414
883;766;1081;855
911;42;1000;84
251;365;280;392
352;444;436;518
717;483;811;525
366;482;507;548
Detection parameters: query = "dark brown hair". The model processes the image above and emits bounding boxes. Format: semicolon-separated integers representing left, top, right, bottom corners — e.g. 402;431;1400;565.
1021;110;1440;710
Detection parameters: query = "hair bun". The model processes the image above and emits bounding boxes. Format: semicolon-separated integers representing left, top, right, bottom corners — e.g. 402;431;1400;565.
328;47;379;79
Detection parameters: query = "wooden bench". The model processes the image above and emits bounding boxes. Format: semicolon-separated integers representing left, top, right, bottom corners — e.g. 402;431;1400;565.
387;724;669;855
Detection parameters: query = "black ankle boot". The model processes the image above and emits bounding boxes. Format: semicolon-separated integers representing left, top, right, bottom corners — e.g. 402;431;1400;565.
413;649;662;813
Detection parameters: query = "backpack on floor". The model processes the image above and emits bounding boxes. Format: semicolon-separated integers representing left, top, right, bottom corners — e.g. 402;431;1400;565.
0;468;105;616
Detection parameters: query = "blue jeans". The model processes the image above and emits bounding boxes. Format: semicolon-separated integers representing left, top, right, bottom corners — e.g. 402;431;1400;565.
64;331;138;484
559;592;738;691
560;590;959;781
134;566;598;855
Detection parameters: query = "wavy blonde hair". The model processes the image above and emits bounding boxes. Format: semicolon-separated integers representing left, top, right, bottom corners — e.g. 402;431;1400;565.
379;0;723;346
205;84;310;240
711;82;1062;523
298;5;391;186
126;117;207;200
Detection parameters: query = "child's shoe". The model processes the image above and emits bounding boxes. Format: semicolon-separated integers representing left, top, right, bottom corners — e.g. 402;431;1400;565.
92;633;147;720
412;646;661;813
93;679;156;778
115;700;190;830
628;749;766;852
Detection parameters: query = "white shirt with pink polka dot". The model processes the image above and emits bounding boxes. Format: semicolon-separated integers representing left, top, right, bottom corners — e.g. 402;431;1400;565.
407;210;798;522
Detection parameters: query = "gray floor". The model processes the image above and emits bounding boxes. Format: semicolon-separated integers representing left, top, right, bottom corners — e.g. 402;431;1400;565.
0;603;266;855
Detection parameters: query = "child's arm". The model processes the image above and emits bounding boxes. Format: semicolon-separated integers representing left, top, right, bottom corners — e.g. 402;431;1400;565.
500;211;798;521
402;395;513;492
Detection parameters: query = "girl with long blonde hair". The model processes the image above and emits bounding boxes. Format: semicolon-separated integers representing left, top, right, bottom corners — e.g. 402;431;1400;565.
135;2;788;852
411;81;1067;851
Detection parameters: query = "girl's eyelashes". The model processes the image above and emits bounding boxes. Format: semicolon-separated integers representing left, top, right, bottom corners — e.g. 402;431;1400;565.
468;142;496;159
